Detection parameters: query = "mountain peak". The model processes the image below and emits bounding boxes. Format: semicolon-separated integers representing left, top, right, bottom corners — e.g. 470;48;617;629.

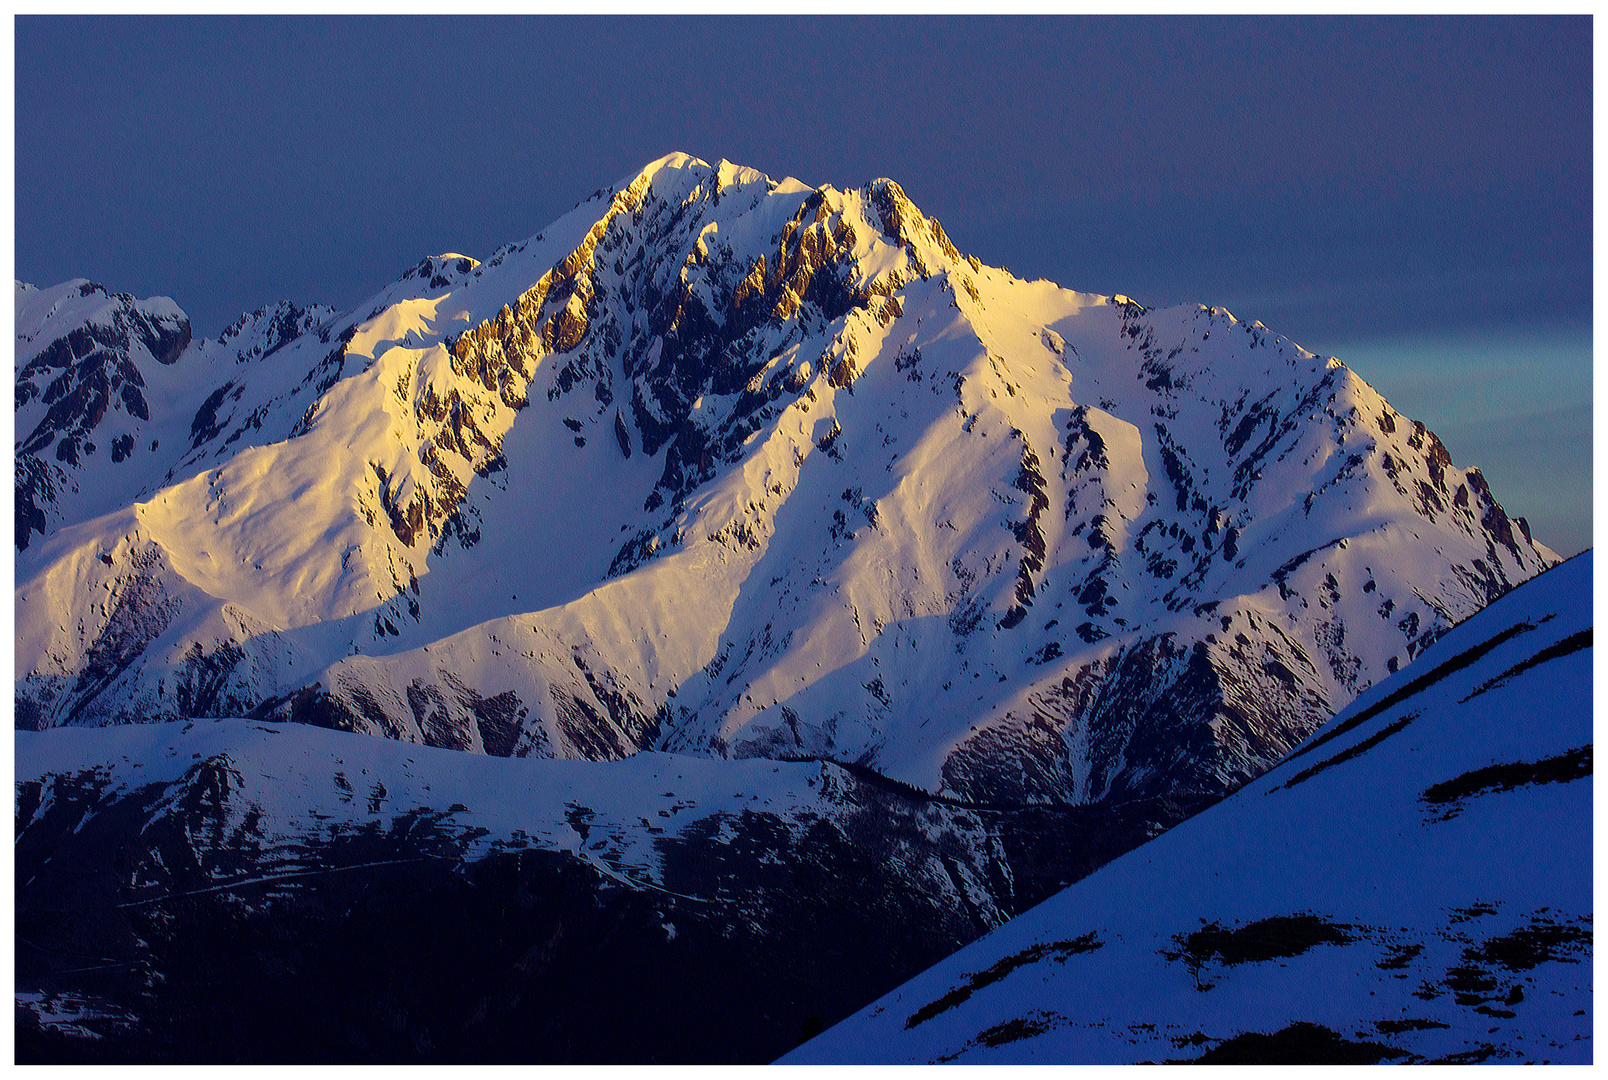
16;156;1556;811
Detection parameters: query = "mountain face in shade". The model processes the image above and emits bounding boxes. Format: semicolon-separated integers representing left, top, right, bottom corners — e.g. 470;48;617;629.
13;153;1565;1063
786;552;1591;1065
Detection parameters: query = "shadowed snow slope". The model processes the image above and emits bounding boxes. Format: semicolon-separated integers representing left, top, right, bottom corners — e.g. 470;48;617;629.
16;701;1196;1061
786;551;1592;1064
16;153;1556;812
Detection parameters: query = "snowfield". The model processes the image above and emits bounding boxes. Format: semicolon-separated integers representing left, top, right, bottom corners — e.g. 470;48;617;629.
787;551;1592;1064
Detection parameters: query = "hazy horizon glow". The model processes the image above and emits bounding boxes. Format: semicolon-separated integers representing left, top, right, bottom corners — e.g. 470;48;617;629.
1324;326;1591;556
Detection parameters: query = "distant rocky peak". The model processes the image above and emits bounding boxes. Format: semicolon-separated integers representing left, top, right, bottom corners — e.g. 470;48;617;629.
16;278;191;366
15;282;194;455
12;278;351;550
399;253;481;290
214;299;338;364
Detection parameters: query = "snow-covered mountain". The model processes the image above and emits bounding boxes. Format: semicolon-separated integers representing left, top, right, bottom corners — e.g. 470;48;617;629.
16;153;1556;809
14;152;1569;1062
786;551;1592;1064
15;278;341;551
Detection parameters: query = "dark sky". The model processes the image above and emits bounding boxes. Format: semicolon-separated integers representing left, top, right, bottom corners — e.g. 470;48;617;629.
14;16;1593;552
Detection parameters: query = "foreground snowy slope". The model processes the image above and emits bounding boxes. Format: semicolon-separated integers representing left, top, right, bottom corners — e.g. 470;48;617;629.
16;153;1556;811
787;551;1592;1064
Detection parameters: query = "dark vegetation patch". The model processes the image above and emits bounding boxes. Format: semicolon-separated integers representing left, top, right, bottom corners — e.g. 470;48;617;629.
1375;1018;1449;1035
1460;629;1592;702
973;1011;1060;1048
1183;1021;1410;1064
1376;942;1424;970
1163;914;1354;989
1421;746;1591;819
1285;620;1538;765
1417;913;1590;1015
1281;713;1416;789
1430;1043;1509;1063
1445;963;1501;1005
1466;916;1591;972
905;932;1103;1029
1449;900;1501;923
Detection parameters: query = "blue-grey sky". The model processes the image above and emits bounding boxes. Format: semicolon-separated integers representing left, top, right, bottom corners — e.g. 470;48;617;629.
15;16;1591;554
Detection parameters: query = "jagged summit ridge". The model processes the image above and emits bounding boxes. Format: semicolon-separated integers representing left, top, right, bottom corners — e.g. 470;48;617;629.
15;153;1556;808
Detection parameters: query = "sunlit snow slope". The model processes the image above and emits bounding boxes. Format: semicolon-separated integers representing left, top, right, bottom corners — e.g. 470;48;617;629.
787;552;1592;1064
16;152;1557;807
